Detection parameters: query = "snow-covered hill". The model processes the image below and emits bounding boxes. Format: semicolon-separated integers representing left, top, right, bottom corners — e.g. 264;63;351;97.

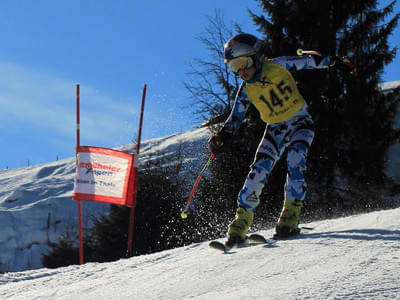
382;80;400;180
0;127;210;273
0;207;399;299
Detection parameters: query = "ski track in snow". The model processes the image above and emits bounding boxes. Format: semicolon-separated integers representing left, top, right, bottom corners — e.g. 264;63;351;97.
0;208;399;299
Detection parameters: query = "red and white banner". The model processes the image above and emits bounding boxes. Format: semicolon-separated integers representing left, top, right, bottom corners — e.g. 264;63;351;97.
73;146;137;206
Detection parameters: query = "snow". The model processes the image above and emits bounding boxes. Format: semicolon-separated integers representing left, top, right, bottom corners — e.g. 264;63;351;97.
382;80;400;180
0;207;399;299
379;80;400;92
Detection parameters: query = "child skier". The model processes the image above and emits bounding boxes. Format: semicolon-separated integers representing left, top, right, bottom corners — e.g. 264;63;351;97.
208;33;356;248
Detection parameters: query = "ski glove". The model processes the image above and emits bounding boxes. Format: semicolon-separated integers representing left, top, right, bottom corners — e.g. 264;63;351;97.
330;56;358;77
208;128;232;155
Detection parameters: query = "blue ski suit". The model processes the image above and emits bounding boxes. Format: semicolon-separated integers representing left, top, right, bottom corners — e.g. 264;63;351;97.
221;55;330;212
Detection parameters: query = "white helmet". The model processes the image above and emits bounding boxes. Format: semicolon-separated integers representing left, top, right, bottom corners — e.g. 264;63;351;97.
224;33;263;63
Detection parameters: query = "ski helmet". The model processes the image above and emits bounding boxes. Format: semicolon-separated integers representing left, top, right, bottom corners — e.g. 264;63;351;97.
224;33;262;63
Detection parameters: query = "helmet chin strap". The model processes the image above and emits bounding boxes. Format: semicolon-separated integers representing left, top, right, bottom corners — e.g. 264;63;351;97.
254;54;265;72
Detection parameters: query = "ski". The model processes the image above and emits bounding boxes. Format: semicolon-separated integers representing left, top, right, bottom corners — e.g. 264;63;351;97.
271;226;314;240
209;241;227;252
209;233;273;253
209;227;314;252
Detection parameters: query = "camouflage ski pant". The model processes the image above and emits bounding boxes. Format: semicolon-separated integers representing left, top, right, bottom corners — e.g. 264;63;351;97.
237;105;314;212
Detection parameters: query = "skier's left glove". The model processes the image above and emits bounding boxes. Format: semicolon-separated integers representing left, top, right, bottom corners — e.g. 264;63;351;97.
329;56;358;77
208;128;232;155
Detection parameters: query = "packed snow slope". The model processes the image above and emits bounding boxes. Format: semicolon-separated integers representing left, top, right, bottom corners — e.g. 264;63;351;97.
0;127;210;273
1;207;399;299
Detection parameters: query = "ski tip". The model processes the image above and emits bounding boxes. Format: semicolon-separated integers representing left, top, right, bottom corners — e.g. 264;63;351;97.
248;233;268;244
300;226;314;231
209;241;226;252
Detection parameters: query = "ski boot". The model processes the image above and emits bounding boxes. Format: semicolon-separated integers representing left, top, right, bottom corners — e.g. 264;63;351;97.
225;206;254;250
273;199;303;239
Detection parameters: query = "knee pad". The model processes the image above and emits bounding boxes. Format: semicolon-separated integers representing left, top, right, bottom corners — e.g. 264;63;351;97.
290;128;314;148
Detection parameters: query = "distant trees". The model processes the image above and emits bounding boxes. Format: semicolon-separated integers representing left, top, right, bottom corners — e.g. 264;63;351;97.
42;229;87;268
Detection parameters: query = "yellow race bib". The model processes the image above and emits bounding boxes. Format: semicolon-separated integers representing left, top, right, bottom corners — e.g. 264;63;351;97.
245;59;305;123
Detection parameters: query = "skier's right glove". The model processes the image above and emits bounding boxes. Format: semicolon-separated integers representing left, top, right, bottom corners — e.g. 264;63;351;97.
208;128;232;155
329;56;358;77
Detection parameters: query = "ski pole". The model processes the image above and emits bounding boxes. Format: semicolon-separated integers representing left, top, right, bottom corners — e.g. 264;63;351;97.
297;49;323;56
298;49;358;76
180;153;215;219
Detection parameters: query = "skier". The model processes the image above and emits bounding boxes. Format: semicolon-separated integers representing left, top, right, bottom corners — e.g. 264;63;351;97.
208;33;356;247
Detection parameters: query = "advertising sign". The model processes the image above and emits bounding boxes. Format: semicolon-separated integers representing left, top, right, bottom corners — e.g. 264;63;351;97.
73;146;136;206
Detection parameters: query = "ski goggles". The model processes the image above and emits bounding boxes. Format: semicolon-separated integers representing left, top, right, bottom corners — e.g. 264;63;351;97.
227;56;254;74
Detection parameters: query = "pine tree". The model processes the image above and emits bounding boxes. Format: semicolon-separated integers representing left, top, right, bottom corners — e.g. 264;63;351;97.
251;0;400;213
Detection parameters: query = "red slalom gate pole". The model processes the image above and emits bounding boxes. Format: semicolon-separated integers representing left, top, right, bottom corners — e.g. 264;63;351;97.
76;84;84;265
127;84;147;257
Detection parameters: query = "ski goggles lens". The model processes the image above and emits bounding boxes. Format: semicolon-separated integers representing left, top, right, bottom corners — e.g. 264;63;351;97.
228;56;253;73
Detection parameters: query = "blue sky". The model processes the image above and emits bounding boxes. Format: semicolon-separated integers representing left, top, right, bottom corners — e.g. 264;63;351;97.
1;1;399;169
